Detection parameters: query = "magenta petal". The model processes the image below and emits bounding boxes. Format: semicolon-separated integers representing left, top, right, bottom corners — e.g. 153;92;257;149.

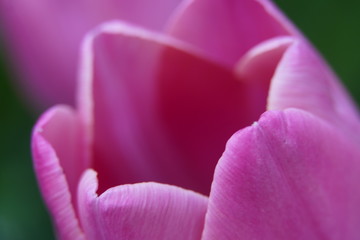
268;41;360;134
203;109;360;240
32;106;85;240
78;169;208;240
78;21;267;194
0;0;182;108
78;21;205;193
166;0;291;66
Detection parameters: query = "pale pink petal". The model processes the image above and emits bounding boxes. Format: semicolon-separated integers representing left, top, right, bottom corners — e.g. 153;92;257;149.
0;0;182;108
268;40;360;135
78;169;208;240
236;36;294;82
202;109;360;240
235;36;294;111
78;21;269;195
166;0;292;67
32;106;85;240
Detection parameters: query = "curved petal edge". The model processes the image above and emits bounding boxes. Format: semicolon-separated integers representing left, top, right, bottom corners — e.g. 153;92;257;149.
203;109;360;240
78;169;208;240
32;105;85;240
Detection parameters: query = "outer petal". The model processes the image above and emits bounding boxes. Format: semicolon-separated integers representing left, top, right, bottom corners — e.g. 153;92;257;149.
78;169;208;240
32;106;85;240
166;0;293;67
202;109;360;240
78;21;268;195
268;41;360;136
0;0;182;108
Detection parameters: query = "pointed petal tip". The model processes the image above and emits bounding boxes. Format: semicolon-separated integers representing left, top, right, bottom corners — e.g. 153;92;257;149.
204;109;360;239
32;105;76;134
78;169;208;240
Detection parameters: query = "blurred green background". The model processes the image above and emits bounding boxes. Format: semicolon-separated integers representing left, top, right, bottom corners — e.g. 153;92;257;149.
0;1;359;239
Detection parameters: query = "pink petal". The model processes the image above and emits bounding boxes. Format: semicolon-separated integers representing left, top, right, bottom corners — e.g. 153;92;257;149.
78;21;269;195
166;0;292;67
78;169;208;240
256;0;301;36
235;36;294;111
268;41;360;135
32;106;85;240
236;36;294;82
202;109;360;240
0;0;182;108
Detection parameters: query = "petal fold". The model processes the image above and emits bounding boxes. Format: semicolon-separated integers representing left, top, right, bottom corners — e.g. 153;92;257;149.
78;169;208;240
32;105;85;240
202;109;360;240
236;36;294;83
235;36;294;111
268;41;360;135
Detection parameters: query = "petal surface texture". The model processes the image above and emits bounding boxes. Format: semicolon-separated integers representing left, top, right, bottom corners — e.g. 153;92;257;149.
32;106;85;240
0;0;182;108
268;41;360;135
203;109;360;240
166;0;293;66
78;169;208;240
78;21;273;194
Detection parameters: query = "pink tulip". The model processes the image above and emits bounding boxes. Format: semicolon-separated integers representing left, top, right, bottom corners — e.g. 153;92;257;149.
30;0;360;239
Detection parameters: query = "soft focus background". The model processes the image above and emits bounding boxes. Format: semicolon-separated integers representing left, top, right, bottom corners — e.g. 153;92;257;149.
0;1;359;239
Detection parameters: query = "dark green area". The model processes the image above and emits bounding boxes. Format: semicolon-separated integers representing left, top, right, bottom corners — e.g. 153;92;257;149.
0;37;54;239
275;0;360;103
0;1;359;239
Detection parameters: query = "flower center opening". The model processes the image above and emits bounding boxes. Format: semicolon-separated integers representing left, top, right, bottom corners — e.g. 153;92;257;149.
91;36;291;196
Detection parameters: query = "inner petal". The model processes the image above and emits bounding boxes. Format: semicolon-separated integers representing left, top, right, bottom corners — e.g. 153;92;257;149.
157;36;293;194
166;0;293;67
81;22;291;195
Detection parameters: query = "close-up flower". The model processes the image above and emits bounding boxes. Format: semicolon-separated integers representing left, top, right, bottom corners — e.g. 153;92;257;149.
1;0;360;239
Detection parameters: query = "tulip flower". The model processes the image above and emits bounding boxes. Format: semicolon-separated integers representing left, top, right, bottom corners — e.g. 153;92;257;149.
30;0;360;239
